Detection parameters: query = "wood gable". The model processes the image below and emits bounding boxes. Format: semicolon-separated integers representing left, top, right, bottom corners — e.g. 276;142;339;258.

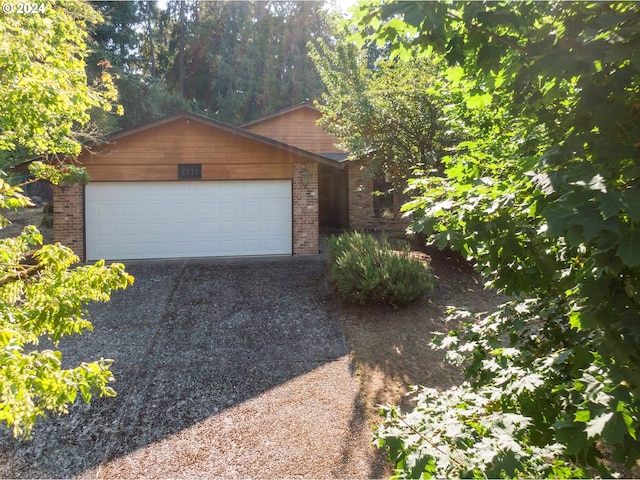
78;112;339;182
243;104;344;155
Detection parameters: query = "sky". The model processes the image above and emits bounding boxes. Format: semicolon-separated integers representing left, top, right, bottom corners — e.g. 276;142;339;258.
328;0;360;15
155;0;362;17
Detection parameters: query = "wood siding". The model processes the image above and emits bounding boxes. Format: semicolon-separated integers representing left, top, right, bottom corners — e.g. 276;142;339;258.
78;118;296;181
245;107;344;154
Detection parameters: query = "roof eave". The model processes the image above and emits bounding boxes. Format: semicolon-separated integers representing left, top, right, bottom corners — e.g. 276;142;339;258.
94;111;344;168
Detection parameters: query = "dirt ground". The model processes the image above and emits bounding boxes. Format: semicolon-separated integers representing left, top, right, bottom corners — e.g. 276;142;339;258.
329;243;495;476
0;204;53;244
333;240;503;457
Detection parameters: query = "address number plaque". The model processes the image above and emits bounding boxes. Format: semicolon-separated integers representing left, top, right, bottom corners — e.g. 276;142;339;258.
178;164;202;179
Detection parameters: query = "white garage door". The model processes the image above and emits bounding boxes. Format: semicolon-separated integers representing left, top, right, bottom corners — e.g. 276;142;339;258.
85;181;292;260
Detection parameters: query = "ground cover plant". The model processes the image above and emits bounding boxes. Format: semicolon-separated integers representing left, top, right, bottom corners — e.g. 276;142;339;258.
326;232;436;307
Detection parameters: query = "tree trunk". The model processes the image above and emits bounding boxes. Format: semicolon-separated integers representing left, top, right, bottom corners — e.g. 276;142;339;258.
178;0;185;96
147;1;156;78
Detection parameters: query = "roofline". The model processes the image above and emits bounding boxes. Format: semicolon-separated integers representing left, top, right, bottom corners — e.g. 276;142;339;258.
240;102;320;128
11;108;344;170
98;111;343;168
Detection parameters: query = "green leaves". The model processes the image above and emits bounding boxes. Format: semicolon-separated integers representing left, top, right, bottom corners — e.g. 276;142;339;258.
617;229;640;267
375;384;575;479
1;181;134;437
350;0;640;475
0;0;133;437
325;232;436;307
309;36;456;183
0;0;120;156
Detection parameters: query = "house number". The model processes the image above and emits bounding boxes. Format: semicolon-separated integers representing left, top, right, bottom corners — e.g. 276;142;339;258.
178;164;202;179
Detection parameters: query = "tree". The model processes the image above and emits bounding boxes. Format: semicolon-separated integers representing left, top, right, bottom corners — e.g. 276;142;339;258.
309;36;454;184
1;0;133;438
143;1;158;79
0;0;120;157
81;0;336;129
87;1;142;78
350;1;640;477
152;0;333;124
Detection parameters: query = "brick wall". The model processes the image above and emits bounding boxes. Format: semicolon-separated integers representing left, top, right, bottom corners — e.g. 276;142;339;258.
346;161;413;232
372;216;412;232
52;184;84;260
292;162;319;255
347;160;374;230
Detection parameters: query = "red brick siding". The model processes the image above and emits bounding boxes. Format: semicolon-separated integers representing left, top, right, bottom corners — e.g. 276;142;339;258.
292;162;319;255
372;216;411;231
346;160;412;232
347;161;374;230
52;184;84;260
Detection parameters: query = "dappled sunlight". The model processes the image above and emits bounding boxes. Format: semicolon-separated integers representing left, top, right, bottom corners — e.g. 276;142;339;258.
77;357;374;479
0;258;378;478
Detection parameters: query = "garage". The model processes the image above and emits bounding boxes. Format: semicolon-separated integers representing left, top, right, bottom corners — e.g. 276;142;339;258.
50;111;345;261
85;180;292;261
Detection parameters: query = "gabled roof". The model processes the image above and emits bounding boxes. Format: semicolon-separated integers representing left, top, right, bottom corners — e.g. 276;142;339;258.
103;110;343;168
240;102;320;128
11;108;345;172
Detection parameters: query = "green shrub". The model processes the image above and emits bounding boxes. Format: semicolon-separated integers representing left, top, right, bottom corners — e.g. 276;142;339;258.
326;232;436;306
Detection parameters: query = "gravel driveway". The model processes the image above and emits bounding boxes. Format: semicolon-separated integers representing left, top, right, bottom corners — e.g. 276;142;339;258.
0;257;379;478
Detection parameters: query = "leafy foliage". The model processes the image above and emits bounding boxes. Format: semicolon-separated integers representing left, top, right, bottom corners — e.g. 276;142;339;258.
349;0;640;476
93;1;337;129
309;35;455;185
111;76;194;131
1;1;133;438
0;0;120;156
376;384;586;479
326;232;436;307
1;179;133;438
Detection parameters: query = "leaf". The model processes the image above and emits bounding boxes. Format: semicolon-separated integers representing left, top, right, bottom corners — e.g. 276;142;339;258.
585;412;614;439
603;410;634;445
511;373;544;394
554;421;588;455
622;188;640;222
574;410;591;423
569;311;582;330
0;329;16;346
616;229;640;267
465;92;492;109
598;192;622;219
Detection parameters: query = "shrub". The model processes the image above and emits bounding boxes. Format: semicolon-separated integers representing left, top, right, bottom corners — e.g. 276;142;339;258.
325;232;436;306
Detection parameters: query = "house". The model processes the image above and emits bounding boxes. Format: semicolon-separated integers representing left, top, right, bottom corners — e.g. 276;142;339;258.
52;103;408;262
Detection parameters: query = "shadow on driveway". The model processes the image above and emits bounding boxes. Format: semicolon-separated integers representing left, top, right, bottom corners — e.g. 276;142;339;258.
0;257;371;478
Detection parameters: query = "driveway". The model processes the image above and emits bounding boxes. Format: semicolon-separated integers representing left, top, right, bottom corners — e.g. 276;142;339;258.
0;257;379;478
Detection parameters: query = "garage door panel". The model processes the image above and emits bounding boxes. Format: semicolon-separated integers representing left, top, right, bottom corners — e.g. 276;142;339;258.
86;181;292;260
120;202;140;216
121;224;142;238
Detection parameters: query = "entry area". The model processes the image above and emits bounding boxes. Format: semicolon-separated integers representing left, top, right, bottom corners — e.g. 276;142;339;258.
85;180;292;260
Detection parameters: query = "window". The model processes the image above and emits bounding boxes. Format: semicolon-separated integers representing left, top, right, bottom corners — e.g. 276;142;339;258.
373;177;408;220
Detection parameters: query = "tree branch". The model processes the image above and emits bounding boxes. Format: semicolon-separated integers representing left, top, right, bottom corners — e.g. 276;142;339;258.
0;263;45;288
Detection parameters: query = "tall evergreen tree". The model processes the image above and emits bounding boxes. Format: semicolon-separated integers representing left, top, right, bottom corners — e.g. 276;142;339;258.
87;1;142;77
88;0;336;129
154;0;334;124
